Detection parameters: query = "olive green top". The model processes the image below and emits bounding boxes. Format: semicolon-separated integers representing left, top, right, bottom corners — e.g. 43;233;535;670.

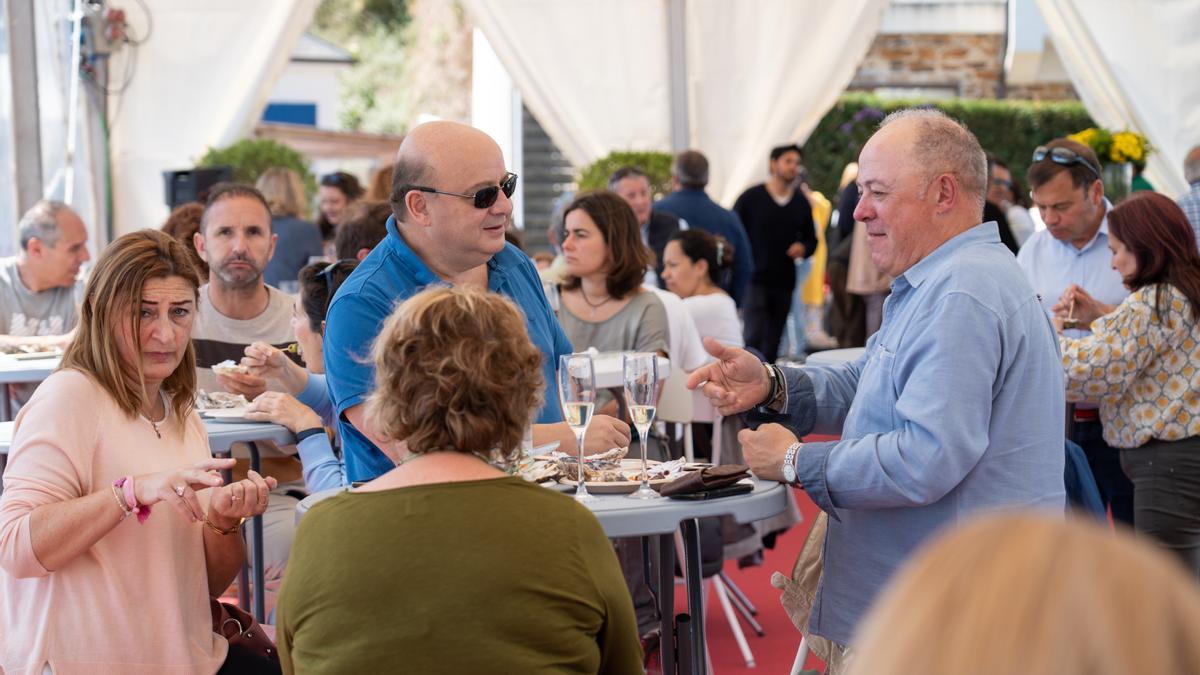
277;476;643;674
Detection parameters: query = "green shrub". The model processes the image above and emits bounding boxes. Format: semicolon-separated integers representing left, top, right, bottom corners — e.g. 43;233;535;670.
577;150;674;199
197;138;317;197
801;93;1096;197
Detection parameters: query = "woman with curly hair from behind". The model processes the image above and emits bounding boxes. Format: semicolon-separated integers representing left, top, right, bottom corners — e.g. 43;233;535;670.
276;285;642;674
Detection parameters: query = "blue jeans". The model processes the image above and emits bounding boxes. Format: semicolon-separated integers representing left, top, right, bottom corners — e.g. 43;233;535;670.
781;258;813;357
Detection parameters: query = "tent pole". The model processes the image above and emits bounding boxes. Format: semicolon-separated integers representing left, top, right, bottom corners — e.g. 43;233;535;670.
6;0;44;215
64;0;85;203
667;0;688;151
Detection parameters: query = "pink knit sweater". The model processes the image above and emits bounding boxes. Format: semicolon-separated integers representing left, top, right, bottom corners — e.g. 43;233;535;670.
0;370;227;674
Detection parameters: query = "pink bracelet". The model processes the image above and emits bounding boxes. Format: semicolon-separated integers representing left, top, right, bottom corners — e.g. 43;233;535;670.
114;476;151;524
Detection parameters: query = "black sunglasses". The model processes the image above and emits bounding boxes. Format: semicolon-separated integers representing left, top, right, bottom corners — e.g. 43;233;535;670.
402;172;518;209
1032;146;1101;180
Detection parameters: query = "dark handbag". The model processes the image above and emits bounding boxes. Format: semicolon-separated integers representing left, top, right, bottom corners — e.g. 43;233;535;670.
660;464;751;497
211;599;279;664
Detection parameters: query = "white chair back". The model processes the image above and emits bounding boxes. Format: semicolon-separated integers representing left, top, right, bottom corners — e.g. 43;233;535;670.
656;366;695;461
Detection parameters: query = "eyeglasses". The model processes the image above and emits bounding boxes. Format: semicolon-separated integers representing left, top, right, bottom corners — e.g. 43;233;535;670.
990;177;1013;189
1032;146;1101;180
402;172;518;209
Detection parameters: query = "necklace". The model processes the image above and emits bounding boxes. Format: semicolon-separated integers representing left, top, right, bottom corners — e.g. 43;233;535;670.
141;390;170;439
579;288;613;318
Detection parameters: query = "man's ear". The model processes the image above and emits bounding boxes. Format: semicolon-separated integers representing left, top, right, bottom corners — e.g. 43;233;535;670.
1088;178;1104;205
933;174;959;213
193;230;210;263
404;191;432;227
26;238;44;258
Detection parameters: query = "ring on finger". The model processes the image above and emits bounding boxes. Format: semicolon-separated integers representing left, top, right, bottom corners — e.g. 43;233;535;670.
174;485;185;497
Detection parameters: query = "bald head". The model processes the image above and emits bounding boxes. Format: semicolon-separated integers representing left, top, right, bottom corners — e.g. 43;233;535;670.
390;121;504;223
1185;144;1200;185
874;109;987;217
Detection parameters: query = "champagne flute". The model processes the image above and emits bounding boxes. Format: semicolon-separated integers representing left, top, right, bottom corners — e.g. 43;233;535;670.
558;353;597;503
623;352;661;500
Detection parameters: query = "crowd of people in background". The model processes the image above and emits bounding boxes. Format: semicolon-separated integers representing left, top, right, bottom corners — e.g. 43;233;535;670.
0;110;1199;674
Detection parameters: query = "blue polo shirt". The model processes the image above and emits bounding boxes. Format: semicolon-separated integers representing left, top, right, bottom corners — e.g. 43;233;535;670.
324;216;573;482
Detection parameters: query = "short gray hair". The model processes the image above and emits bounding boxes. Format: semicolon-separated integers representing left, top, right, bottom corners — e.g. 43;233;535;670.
879;108;987;214
18;200;72;250
389;154;432;223
1184;145;1200;185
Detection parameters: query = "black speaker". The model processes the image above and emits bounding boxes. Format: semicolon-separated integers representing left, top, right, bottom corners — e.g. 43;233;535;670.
162;166;233;209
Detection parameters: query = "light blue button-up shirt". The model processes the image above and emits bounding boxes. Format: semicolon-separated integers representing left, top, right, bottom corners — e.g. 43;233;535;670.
1016;204;1128;340
749;222;1066;645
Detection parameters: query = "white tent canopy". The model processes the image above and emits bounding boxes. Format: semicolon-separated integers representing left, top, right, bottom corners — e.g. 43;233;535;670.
1035;0;1200;196
464;0;890;206
108;0;319;238
9;0;1200;251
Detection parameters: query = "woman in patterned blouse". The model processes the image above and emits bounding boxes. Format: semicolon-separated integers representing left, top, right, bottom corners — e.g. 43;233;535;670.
1054;192;1200;577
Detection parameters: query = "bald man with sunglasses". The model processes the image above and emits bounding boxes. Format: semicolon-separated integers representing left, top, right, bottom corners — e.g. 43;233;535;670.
323;121;631;483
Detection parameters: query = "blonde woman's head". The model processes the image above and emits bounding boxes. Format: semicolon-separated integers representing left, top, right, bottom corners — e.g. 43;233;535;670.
850;513;1200;675
364;285;545;465
255;167;308;219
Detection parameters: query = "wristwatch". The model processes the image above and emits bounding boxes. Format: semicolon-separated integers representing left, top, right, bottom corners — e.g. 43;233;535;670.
782;442;802;485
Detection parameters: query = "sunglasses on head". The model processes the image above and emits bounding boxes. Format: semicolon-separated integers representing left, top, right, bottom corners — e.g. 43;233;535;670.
317;259;357;321
1032;146;1101;180
403;172;518;209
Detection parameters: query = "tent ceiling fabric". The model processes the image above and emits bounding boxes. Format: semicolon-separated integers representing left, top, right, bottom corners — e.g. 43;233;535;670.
1035;0;1200;197
109;0;319;236
464;0;890;205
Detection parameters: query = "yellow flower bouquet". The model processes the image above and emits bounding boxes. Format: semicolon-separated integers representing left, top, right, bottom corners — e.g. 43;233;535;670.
1068;127;1152;167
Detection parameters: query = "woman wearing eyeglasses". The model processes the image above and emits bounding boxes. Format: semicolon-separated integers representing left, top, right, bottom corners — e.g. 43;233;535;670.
237;260;359;494
1054;193;1200;577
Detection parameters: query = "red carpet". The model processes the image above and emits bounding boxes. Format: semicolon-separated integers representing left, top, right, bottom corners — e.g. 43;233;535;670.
677;487;825;674
664;433;842;673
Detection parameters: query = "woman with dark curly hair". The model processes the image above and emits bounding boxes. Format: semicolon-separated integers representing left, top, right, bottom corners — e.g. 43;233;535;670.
276;285;641;673
1055;192;1200;576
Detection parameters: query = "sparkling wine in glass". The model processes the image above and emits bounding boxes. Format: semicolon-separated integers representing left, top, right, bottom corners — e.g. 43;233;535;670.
623;352;661;500
558;353;597;503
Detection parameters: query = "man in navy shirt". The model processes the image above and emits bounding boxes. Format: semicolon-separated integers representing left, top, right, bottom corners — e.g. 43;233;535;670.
656;150;754;305
323;121;631;482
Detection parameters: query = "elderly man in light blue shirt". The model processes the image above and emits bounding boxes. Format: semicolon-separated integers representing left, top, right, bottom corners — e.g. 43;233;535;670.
688;109;1065;658
1017;138;1133;526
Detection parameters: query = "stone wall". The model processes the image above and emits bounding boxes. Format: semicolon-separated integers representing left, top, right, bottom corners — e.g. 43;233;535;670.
1007;81;1079;101
850;33;1006;100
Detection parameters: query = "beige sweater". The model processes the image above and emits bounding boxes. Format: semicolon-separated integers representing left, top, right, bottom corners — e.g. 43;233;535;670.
0;369;227;674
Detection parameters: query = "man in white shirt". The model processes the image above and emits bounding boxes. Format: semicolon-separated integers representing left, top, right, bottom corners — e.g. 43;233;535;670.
1017;137;1132;524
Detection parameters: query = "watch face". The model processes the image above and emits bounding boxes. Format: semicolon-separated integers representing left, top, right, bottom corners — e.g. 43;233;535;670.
783;463;796;483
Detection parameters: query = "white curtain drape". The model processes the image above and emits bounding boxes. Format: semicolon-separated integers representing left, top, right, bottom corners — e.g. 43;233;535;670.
109;0;318;237
1035;0;1200;197
464;0;889;205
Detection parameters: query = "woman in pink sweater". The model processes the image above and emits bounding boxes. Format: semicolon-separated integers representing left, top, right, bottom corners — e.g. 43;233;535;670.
0;230;277;674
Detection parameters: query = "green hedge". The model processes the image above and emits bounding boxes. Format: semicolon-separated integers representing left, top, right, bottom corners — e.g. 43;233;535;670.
802;93;1095;197
577;150;674;199
197;138;317;198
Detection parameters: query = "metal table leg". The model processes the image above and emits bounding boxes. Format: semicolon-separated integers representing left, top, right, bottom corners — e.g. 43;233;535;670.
2;384;12;422
216;451;250;613
247;441;266;623
681;518;707;674
654;534;676;674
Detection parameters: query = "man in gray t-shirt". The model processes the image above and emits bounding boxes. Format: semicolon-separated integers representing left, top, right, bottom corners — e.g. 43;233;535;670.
0;200;90;349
